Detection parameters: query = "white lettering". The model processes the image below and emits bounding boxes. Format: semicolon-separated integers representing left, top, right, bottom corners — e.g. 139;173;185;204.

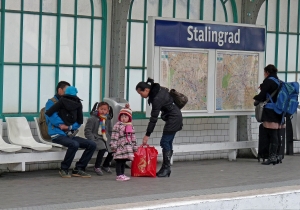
193;27;199;41
212;31;217;42
187;26;193;41
228;32;234;43
235;29;240;43
218;32;224;46
186;26;241;46
224;32;228;43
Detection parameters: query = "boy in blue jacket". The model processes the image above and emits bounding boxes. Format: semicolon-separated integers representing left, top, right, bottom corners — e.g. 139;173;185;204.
45;81;96;178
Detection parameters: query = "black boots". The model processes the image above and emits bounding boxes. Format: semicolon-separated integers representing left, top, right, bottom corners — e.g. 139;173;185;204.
156;150;172;177
261;144;278;165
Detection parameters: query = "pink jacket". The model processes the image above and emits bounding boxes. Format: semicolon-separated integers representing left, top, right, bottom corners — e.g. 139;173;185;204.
110;121;138;160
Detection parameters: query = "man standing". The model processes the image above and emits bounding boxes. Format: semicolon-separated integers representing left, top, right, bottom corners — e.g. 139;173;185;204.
45;81;96;178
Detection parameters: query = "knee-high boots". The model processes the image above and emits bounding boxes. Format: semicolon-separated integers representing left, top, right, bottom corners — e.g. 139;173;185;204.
156;150;172;177
262;128;278;165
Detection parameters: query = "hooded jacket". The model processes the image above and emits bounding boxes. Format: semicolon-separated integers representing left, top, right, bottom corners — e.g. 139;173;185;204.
253;73;282;123
146;83;183;136
45;94;81;138
45;95;83;126
84;111;112;152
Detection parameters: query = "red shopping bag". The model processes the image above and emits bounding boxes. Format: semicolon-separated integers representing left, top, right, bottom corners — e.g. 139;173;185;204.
131;145;158;177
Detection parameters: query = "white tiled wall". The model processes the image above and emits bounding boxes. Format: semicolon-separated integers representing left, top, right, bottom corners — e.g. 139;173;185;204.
1;117;299;171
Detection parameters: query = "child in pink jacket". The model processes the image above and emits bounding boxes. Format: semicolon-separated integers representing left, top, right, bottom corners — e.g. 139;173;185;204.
110;108;138;181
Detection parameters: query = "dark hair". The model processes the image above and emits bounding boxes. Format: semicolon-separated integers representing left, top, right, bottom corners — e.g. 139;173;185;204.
135;77;154;91
264;64;278;74
56;81;71;94
90;102;113;119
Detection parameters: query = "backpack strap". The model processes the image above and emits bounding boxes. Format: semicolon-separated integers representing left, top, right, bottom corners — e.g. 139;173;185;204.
50;97;57;104
268;77;280;86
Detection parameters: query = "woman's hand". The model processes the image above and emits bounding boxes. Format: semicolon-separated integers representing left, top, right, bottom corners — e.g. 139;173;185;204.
142;136;149;145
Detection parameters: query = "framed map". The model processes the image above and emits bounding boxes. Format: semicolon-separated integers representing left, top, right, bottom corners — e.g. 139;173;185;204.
160;49;208;111
215;51;259;111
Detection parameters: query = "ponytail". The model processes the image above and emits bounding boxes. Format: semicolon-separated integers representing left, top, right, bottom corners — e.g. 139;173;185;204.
90;102;98;115
136;77;155;91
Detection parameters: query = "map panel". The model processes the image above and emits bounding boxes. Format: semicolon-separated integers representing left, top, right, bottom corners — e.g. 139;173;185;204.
216;52;259;111
160;50;208;110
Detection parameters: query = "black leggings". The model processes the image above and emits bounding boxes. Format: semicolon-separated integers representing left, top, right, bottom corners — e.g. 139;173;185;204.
95;149;113;168
115;159;127;176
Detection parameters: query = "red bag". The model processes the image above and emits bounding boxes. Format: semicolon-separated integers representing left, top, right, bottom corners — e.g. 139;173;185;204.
131;145;158;177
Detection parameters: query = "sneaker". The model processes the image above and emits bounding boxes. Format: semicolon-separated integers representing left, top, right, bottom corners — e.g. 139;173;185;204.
122;174;130;181
59;169;71;178
116;175;128;181
72;169;91;178
94;167;104;176
101;166;112;173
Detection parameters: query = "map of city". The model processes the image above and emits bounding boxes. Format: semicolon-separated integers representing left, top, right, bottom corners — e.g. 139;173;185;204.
215;52;259;111
160;50;208;110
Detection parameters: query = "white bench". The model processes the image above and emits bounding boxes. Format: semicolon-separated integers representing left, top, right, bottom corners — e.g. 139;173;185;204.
0;117;93;171
6;117;52;151
0;116;258;171
34;117;63;148
0;120;22;153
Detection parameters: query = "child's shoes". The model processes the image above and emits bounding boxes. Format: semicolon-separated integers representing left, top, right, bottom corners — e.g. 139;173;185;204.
122;174;130;181
116;174;130;181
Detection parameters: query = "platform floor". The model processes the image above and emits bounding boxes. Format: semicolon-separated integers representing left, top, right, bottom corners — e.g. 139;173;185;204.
1;155;300;210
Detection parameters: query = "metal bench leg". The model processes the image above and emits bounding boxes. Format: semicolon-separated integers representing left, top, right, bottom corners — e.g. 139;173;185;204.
228;116;237;161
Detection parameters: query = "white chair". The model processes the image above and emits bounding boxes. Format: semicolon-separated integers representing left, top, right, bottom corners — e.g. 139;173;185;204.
6;117;52;151
34;117;63;148
76;117;88;139
0;136;22;153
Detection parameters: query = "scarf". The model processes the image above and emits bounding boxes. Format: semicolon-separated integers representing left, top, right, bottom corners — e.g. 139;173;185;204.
121;122;133;142
98;113;107;141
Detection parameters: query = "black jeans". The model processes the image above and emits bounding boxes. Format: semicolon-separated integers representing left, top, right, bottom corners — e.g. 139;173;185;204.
52;135;96;170
115;159;127;176
95;149;114;168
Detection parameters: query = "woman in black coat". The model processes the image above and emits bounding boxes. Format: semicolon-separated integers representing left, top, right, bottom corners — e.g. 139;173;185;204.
136;78;183;177
254;64;282;165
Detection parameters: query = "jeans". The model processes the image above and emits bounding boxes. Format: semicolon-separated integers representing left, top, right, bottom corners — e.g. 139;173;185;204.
52;135;96;170
115;159;127;176
160;133;176;151
95;149;114;168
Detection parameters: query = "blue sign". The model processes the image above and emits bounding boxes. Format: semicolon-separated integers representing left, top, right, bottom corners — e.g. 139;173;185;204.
155;20;265;51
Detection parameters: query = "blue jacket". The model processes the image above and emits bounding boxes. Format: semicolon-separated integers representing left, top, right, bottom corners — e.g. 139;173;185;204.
45;95;81;138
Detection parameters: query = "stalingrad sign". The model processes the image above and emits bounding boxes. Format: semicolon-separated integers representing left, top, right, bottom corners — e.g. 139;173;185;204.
148;17;265;117
154;19;265;51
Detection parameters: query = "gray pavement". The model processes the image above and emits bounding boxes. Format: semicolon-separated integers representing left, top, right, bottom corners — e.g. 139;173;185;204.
0;155;300;209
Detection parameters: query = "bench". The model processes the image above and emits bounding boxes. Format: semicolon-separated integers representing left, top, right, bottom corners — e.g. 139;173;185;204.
0;120;22;153
6;117;52;151
0;116;258;171
0;117;94;171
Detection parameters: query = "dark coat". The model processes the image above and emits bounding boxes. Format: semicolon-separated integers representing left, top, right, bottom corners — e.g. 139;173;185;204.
253;74;282;123
45;95;83;126
84;112;112;152
146;83;183;136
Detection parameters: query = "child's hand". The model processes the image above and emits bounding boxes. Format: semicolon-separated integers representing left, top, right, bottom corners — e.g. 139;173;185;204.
59;124;69;131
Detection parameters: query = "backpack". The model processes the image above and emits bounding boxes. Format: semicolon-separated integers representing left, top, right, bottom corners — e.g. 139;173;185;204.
265;77;299;123
39;97;57;140
169;89;188;109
